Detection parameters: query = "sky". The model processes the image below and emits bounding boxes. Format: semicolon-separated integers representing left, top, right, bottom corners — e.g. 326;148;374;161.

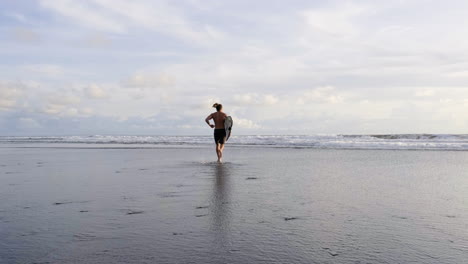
1;0;468;135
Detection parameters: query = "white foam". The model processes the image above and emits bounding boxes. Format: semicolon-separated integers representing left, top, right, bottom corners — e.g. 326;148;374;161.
1;134;468;150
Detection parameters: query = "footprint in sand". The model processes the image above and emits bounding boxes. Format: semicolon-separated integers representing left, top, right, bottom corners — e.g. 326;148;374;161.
53;201;90;206
54;201;73;205
124;209;144;215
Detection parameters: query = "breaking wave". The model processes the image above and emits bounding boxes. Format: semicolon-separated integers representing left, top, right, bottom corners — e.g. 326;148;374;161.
2;134;468;150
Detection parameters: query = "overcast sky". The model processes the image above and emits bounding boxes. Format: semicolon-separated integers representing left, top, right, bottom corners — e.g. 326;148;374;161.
1;0;468;135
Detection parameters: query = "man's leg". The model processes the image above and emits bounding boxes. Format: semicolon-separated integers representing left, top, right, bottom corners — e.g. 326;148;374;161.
216;143;221;162
219;144;224;158
219;143;225;161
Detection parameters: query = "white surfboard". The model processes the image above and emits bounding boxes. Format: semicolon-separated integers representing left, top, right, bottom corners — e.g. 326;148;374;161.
224;116;233;141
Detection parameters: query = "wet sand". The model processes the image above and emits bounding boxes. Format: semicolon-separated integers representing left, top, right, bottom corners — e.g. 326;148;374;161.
1;145;468;263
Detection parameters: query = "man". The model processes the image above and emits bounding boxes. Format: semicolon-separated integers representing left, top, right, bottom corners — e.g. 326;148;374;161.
205;103;227;163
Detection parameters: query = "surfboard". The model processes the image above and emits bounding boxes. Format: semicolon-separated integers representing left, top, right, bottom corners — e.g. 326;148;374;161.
224;116;233;141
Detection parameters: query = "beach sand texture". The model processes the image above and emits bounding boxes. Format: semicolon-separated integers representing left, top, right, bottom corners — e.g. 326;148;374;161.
1;146;467;263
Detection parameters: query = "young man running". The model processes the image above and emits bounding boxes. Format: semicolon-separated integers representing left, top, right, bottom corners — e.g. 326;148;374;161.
205;103;227;163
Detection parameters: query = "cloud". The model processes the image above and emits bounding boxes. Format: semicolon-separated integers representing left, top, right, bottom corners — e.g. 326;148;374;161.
66;108;79;116
296;86;344;105
445;70;468;78
84;33;112;48
90;0;226;43
41;91;83;116
301;3;372;37
0;99;16;110
4;1;468;135
81;107;94;116
4;12;28;23
85;84;108;99
11;27;40;43
264;94;279;105
233;93;279;106
414;89;435;97
21;64;64;77
42;103;65;115
39;0;225;44
233;117;261;129
0;81;24;111
192;97;222;112
123;73;175;88
18;117;41;129
47;94;81;105
39;0;126;33
42;103;92;117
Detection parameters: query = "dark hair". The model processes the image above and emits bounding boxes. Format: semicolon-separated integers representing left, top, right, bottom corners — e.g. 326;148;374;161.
212;103;222;111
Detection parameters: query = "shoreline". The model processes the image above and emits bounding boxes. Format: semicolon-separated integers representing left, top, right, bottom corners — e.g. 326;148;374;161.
2;143;468;152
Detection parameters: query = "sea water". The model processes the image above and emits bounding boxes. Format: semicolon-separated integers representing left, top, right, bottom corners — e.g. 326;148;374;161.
1;134;468;150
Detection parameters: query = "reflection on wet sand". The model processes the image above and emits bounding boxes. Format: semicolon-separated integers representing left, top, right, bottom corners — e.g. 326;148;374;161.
210;163;232;251
2;147;468;264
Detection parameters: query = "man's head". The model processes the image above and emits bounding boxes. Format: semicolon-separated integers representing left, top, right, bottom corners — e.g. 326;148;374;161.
212;103;223;112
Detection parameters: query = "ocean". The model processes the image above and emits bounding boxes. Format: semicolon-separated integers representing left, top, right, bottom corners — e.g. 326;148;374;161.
2;134;468;150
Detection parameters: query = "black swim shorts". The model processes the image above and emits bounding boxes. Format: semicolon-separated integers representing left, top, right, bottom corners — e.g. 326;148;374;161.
214;128;226;144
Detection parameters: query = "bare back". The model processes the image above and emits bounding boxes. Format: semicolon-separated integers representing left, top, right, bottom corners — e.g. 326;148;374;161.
208;112;227;129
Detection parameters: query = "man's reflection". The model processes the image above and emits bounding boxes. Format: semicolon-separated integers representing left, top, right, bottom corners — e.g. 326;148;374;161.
210;163;231;248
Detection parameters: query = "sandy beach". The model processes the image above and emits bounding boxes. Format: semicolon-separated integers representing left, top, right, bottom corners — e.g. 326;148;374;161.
1;144;468;263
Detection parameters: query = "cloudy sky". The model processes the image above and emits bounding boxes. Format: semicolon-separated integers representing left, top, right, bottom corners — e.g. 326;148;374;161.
1;0;468;135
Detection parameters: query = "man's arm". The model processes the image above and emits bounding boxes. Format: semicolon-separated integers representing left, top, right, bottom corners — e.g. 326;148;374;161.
205;114;214;128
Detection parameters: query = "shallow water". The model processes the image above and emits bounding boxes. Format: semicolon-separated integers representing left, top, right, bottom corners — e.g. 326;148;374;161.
1;146;467;263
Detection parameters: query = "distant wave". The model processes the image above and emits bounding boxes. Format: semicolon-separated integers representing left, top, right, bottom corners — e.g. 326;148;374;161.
1;134;468;150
